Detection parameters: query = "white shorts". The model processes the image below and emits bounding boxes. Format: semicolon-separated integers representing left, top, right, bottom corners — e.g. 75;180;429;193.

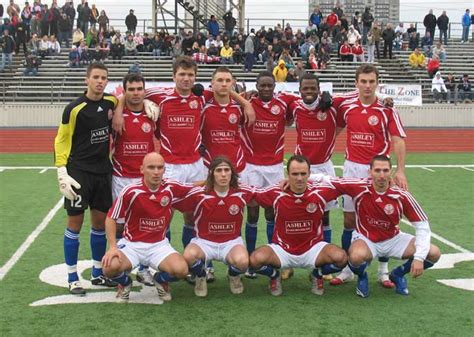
352;232;414;259
268;241;328;269
190;237;244;264
310;160;338;211
112;176;141;201
117;238;177;270
342;160;370;212
164;158;207;184
239;162;284;188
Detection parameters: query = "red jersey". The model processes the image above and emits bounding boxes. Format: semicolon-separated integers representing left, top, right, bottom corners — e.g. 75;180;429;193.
328;177;428;242
352;45;364;55
108;179;193;243
241;93;294;166
327;13;338;27
112;108;155;178
201;98;246;172
174;185;255;243
290;99;340;165
339;44;352;55
254;183;341;255
334;94;406;164
145;88;207;164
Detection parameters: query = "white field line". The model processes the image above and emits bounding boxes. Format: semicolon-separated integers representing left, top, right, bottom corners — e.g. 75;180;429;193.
401;219;471;254
421;167;436;172
0;198;63;281
462;167;474;172
39;168;48;174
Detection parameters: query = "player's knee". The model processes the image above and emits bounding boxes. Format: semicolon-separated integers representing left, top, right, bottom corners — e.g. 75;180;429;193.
233;254;249;271
172;260;189;279
332;248;348;266
349;248;368;265
249;249;265;268
103;260;122;278
428;245;441;262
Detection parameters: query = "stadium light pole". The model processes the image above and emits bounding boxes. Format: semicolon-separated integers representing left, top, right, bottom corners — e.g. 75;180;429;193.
152;0;157;33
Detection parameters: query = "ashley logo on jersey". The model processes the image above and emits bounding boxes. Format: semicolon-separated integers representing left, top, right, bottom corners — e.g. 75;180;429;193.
90;127;109;144
167;115;195;129
209;222;235;234
211;130;235;143
350;132;375;147
253;120;279;134
284;220;313;234
123;142;149;156
139;217;166;232
301;129;326;143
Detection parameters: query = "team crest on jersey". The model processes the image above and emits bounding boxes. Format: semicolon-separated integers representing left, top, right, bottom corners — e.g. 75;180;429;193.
189;100;199;109
141;122;152;133
368;115;379;126
317;111;327;121
270;105;281;115
306;203;317;213
160;196;170;207
228;113;238;124
228;204;240;215
107;109;113;120
384;204;394;215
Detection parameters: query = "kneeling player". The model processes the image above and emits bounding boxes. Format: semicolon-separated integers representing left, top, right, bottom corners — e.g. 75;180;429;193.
102;152;192;302
327;155;441;297
175;157;254;297
250;155;348;296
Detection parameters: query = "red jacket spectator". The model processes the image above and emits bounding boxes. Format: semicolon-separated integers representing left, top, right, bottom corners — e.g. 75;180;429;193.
327;13;338;27
427;57;440;78
351;44;363;56
339;44;352;55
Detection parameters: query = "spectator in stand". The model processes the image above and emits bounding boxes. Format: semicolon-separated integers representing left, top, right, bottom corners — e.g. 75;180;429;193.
37;34;49;58
23;51;41;75
15;18;27;55
244;31;255;72
310;6;323;29
58;13;72;48
27;33;39;54
394;23;406;38
382;23;395;59
294;60;306;79
80;2;91;36
458;74;473;102
233;43;243;64
21;2;31;40
347;25;361;45
220;41;233;64
317;46;330;70
7;0;20;18
426;55;440;78
279;49;295;69
205;35;216;50
223;11;236;37
272;59;288;82
124;34;137;56
125;9;137;35
0;4;4;20
352;11;361;33
352;40;364;62
423;9;437;40
307;49;318;70
85;27;98;47
97;10;108;34
431;71;447;102
286;68;297;82
96;40;109;61
369;20;381;59
408;31;419;51
437;11;449;45
461;9;470;43
407;23;417;35
150;34;163;57
78;41;91;65
365;29;375;63
110;32;125;63
207;15;219;38
192;46;220;64
432;42;446;62
128;61;142;74
191;41;200;53
62;1;75;41
361;6;374;44
445;74;457;104
90;4;99;30
0;29;15;72
394;32;402;51
408;47;425;68
68;45;80;67
339;39;352;62
333;1;343;19
134;33;144;52
421;31;433;56
318;17;330;38
327;9;338;32
40;4;51;36
48;35;61;56
171;41;183;59
72;27;84;47
256;36;268;62
215;34;224;49
207;43;219;57
76;0;85;30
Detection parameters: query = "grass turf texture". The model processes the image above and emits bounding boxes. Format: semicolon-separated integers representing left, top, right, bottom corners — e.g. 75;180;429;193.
0;153;473;336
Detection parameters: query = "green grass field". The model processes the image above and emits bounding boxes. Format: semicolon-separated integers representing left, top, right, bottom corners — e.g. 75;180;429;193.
1;153;473;337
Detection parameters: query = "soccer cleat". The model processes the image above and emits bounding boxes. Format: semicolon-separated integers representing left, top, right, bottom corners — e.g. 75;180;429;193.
91;275;119;287
185;273;196;285
228;275;244;294
116;281;132;302
356;272;369;298
68;281;86;296
389;272;409;296
323;274;334;281
194;276;208;297
378;273;395;289
136;269;155;286
269;274;283;296
244;270;258;279
206;267;216;283
280;268;294;280
330;267;354;285
311;275;324;295
155;281;172;301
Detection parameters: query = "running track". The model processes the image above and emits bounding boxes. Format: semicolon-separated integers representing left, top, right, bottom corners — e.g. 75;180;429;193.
0;128;473;153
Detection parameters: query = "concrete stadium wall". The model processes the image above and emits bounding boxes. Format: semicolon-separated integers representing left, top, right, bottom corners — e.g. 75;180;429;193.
0;104;473;128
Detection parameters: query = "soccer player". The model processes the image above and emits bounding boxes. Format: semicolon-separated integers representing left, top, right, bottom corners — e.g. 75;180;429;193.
331;64;407;287
250;155;348;296
327;155;440;297
102;152;192;302
54;62;118;295
240;71;294;278
175;156;254;297
111;73;156;286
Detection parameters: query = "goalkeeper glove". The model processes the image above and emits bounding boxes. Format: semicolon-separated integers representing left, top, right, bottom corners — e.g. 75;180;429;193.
143;99;160;121
57;166;81;201
318;91;333;111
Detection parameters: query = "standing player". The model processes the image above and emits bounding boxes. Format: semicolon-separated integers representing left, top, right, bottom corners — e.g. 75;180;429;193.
327;155;440;297
175;156;254;297
250;155;348;296
54;62;118;294
240;71;294;278
111;73;156;286
330;64;407;287
102;152;191;302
